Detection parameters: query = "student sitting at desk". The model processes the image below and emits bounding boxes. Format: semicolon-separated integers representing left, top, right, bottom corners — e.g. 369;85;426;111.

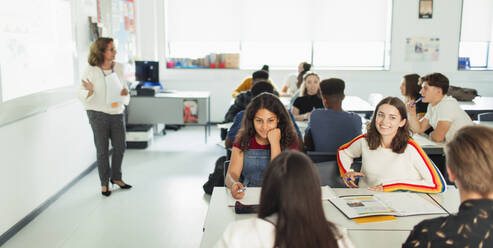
280;61;310;97
288;62;312;104
231;65;278;98
225;71;279;122
292;71;324;121
337;97;446;193
403;126;493;248
225;93;300;198
400;73;428;118
225;81;301;149
407;73;472;143
304;78;362;152
400;73;433;135
216;150;353;248
226;109;302;150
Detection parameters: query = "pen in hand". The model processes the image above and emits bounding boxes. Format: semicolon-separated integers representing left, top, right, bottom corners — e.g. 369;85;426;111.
346;176;363;182
412;96;424;105
237;187;247;193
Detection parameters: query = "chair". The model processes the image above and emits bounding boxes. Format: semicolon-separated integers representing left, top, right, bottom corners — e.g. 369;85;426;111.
478;112;493;121
315;159;362;188
307;151;337;163
315;161;346;188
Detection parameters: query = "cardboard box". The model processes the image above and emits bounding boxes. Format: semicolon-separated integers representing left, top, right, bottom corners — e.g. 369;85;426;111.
224;53;240;68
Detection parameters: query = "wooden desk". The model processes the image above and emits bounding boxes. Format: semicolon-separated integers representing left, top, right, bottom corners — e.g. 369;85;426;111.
127;91;211;142
200;187;449;248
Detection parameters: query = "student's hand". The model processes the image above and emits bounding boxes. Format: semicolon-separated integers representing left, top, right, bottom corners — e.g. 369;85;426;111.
120;88;129;96
304;112;311;121
267;128;281;145
368;184;384;192
231;182;246;199
82;79;94;92
342;172;365;188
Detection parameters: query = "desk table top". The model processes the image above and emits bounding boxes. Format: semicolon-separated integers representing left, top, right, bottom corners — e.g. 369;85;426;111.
200;187;454;248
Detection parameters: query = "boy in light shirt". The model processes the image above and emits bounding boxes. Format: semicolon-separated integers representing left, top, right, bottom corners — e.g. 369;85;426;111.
407;72;472;143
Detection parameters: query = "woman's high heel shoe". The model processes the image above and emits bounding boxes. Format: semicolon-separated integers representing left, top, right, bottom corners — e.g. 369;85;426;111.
101;185;111;197
110;179;132;189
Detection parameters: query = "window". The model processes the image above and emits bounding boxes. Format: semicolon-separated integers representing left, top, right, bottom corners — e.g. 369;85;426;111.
166;0;392;69
459;0;493;69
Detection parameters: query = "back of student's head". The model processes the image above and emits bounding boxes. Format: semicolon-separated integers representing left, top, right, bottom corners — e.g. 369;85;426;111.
297;63;312;88
320;78;345;103
252;70;269;81
251;81;274;97
258;150;339;248
446;126;493;196
403;74;421;99
420;72;449;95
366;97;410;153
236;93;297;151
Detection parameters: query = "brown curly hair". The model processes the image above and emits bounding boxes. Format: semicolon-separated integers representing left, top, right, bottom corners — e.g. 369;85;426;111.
235;93;299;152
366;97;411;153
88;37;113;66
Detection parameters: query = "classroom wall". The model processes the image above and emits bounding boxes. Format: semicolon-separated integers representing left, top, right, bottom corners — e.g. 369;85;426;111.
0;0;99;236
136;0;493;122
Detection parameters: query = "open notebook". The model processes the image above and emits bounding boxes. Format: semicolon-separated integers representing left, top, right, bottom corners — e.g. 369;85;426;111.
226;186;337;207
329;192;447;219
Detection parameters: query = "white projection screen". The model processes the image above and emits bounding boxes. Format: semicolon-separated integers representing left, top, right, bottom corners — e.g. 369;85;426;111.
0;0;74;102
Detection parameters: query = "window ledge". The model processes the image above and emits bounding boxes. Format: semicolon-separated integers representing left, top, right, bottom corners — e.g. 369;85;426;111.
458;68;493;71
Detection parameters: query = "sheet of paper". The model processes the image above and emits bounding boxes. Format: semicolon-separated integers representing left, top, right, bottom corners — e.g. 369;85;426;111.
227;187;261;206
374;192;446;216
321;186;338;200
105;73;124;104
227;186;336;207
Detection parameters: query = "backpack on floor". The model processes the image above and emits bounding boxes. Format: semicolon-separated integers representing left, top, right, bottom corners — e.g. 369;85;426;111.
203;156;227;195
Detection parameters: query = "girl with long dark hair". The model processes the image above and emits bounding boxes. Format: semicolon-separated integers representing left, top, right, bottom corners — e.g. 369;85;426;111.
225;93;300;199
216;151;353;248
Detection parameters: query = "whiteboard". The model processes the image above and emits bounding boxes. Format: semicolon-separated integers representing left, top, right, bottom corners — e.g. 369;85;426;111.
0;0;75;102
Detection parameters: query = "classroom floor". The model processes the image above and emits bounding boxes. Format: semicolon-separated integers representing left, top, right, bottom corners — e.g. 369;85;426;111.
3;126;224;248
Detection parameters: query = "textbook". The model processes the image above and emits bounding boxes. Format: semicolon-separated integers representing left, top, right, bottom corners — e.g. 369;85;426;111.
328;192;447;219
227;186;337;207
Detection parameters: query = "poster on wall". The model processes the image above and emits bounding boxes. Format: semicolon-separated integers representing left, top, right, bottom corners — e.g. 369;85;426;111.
405;37;440;62
183;99;199;123
419;0;433;19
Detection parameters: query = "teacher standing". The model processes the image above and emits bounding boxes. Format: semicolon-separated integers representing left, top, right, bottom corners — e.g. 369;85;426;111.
78;37;132;197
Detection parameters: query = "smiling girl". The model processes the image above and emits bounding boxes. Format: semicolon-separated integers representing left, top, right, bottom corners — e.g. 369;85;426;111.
292;71;324;121
337;97;445;193
226;93;300;199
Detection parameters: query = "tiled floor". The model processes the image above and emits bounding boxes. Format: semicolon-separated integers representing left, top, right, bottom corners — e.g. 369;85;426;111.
2;126;224;248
